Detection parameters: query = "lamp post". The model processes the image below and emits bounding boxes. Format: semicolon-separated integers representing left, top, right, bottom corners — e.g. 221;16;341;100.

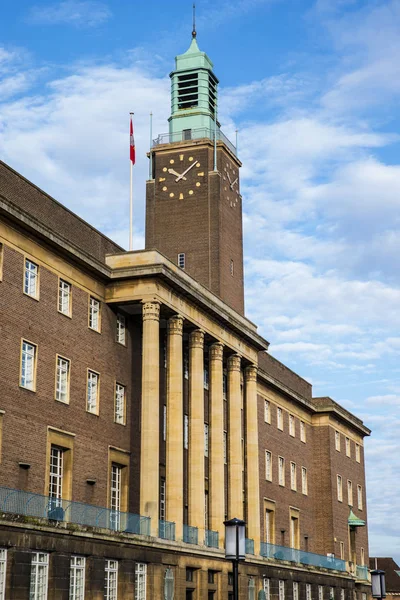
371;570;386;600
224;518;246;600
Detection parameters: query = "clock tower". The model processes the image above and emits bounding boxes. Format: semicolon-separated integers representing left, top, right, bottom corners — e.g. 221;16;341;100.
146;31;244;315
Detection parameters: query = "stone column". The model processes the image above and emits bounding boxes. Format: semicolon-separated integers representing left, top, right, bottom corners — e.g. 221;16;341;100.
166;314;184;539
227;354;243;519
140;300;160;536
188;329;205;541
245;365;261;554
209;342;225;547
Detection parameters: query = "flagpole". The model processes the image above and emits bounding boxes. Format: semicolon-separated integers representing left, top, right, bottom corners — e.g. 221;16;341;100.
129;112;134;251
149;112;153;180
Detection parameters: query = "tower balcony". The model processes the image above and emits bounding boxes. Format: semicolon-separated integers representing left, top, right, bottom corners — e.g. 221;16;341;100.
152;126;237;156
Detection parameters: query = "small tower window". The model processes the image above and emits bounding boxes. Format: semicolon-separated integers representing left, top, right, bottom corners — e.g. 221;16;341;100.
183;129;192;140
177;73;198;109
178;253;185;269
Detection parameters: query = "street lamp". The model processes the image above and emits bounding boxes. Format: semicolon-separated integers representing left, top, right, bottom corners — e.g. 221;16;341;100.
224;518;246;600
371;570;386;600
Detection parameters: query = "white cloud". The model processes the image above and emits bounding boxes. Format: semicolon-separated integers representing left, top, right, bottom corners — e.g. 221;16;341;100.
28;1;112;28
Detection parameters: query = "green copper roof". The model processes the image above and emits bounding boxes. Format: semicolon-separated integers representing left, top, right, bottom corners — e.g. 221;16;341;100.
174;36;214;72
348;510;366;527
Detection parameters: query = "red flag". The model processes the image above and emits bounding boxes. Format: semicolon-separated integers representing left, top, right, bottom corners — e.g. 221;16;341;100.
130;116;135;165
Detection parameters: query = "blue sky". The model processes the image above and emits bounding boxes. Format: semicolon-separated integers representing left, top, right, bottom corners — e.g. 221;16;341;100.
1;0;400;562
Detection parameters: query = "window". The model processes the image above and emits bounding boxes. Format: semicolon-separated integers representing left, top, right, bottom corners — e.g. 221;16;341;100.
0;549;6;600
318;586;324;600
361;547;365;566
301;467;308;495
87;370;99;414
278;456;285;486
265;508;274;543
265;451;272;481
89;296;100;331
330;588;335;600
24;258;39;298
264;399;270;423
204;423;209;457
208;571;215;584
184;415;189;449
110;464;122;529
355;444;361;463
58;279;71;316
277;407;283;430
293;582;299;600
163;405;167;441
223;431;227;464
248;577;256;600
263;579;270;600
290;514;299;549
20;340;37;390
115;383;126;425
203;366;209;390
290;462;297;491
49;445;63;501
337;475;343;501
223;373;227;399
55;356;70;403
306;584;312;600
70;556;85;600
230;260;234;276
278;580;285;600
289;414;295;437
116;314;126;345
30;552;49;600
105;559;118;600
340;541;344;560
347;480;353;506
228;573;233;586
340;590;345;600
186;568;194;582
184;351;189;379
335;431;341;451
345;437;351;457
160;477;166;521
357;485;363;510
300;421;306;443
178;253;185;269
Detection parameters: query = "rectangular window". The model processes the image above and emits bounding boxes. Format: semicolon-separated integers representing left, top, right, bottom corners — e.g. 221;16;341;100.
203;366;209;390
347;480;353;506
340;590;345;600
330;588;334;600
110;463;121;530
301;467;308;495
58;279;71;316
24;258;39;298
264;399;270;423
30;552;49;600
204;423;209;457
223;430;227;464
300;420;306;442
160;477;166;521
265;509;274;543
277;407;283;430
279;580;285;600
87;370;99;414
290;462;297;491
135;563;147;600
105;559;118;600
178;253;185;269
49;445;63;500
335;431;341;451
163;405;166;441
263;579;270;600
357;485;363;510
265;451;272;481
0;549;6;600
278;456;285;486
56;356;70;403
184;351;189;379
356;444;361;463
289;414;295;437
293;582;299;600
318;586;324;600
208;571;215;584
337;475;343;501
290;515;299;549
186;568;194;582
340;541;344;560
361;547;365;566
345;437;351;457
184;415;189;449
223;373;227;399
116;314;126;345
115;383;126;424
89;296;100;331
21;340;37;390
70;556;85;600
306;584;312;600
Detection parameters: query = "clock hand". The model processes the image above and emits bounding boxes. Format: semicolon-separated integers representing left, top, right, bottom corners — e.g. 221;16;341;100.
168;168;186;180
176;160;198;181
230;177;238;189
227;171;232;184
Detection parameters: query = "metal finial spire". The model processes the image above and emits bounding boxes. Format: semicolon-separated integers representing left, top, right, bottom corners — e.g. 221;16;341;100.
192;3;196;38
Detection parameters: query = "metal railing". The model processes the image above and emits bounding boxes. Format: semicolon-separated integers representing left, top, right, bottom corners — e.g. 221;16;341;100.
183;524;198;545
245;538;255;554
205;529;219;548
153;127;236;156
260;542;346;572
0;486;150;535
159;520;175;541
356;565;369;581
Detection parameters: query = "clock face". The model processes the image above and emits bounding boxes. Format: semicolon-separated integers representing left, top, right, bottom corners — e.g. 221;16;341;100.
158;153;204;200
222;160;240;208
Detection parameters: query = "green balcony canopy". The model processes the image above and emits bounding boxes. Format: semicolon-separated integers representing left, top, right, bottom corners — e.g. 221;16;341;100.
348;510;366;527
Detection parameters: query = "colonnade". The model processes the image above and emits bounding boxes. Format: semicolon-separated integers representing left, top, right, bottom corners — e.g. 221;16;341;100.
139;301;260;552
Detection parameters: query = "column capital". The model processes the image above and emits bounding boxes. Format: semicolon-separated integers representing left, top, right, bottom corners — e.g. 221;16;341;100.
189;329;205;349
167;314;184;335
227;354;241;372
209;342;224;361
245;364;258;382
142;300;160;322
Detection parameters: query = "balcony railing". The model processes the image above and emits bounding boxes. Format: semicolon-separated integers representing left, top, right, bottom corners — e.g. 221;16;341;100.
159;520;175;541
152;127;236;156
183;524;198;545
260;542;346;572
0;486;150;535
356;565;370;581
205;529;219;548
245;538;255;554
